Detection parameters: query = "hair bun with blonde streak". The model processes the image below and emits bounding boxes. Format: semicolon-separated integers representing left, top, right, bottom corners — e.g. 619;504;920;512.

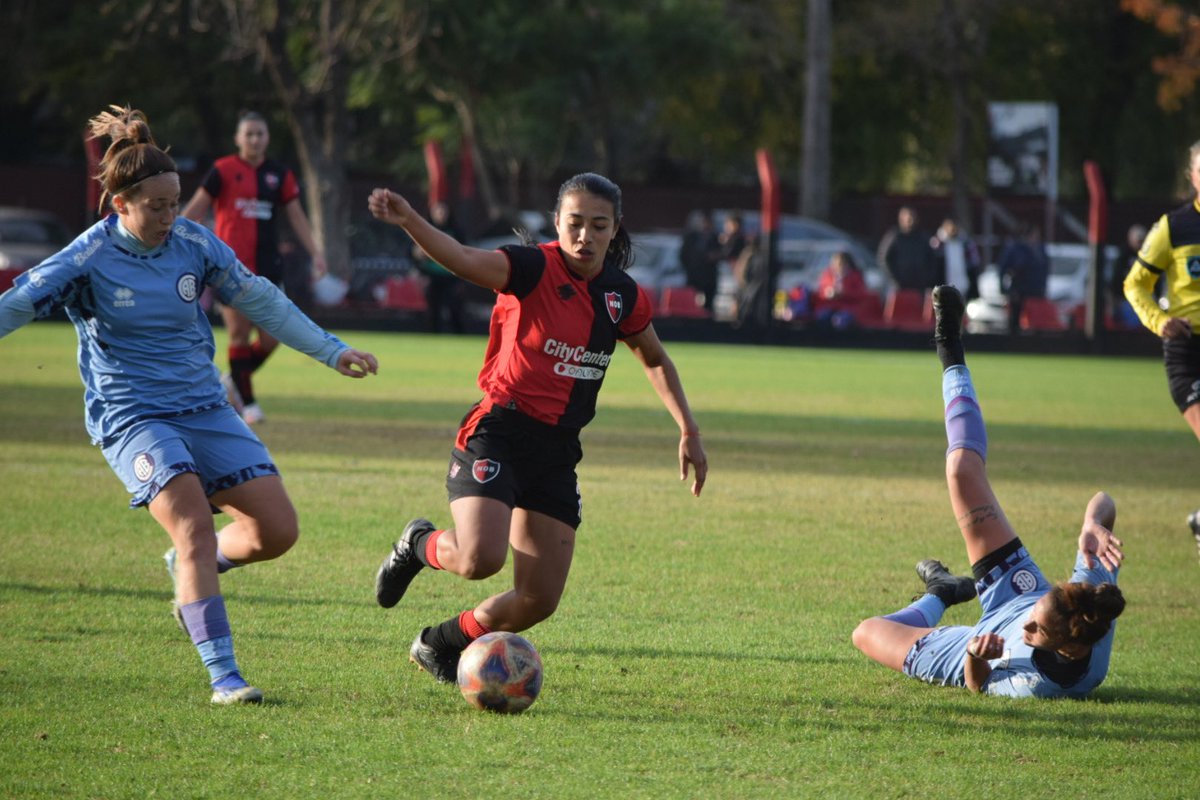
86;104;175;213
87;105;157;149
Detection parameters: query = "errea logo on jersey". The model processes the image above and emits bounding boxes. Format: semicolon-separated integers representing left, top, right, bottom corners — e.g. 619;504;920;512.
544;338;611;381
113;287;136;308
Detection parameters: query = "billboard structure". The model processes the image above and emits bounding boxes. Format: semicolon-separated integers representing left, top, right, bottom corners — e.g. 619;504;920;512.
986;102;1059;199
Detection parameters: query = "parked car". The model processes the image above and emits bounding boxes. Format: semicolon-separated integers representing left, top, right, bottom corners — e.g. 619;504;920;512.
965;242;1120;333
0;206;74;275
627;231;687;291
708;210;886;320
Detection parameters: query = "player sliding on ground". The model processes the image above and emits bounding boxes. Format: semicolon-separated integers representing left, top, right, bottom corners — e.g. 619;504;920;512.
851;285;1126;697
367;173;707;684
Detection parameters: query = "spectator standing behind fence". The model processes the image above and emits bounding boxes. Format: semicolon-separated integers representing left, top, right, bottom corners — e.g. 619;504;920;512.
997;223;1049;333
1110;223;1146;328
878;206;937;291
930;217;982;300
680;210;721;313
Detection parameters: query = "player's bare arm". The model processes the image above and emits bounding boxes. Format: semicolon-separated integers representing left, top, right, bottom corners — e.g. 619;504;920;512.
367;188;508;291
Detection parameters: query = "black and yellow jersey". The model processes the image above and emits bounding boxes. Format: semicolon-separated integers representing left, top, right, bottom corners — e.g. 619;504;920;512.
1124;198;1200;334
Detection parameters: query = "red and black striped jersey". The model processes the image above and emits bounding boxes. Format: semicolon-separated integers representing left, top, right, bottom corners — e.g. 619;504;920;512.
471;242;653;431
200;155;300;273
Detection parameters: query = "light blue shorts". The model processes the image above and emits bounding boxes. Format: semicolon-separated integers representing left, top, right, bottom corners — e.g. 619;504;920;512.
902;546;1048;685
101;406;278;508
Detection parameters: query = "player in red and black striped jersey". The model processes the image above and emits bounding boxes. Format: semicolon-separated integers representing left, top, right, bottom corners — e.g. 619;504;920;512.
368;173;708;683
1124;139;1200;556
182;111;328;424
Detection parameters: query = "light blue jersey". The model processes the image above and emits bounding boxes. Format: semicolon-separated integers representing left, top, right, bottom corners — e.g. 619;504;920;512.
0;214;348;445
903;546;1119;698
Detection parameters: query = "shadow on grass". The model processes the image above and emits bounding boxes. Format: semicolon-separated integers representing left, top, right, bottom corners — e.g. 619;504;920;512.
0;579;363;612
3;385;1193;490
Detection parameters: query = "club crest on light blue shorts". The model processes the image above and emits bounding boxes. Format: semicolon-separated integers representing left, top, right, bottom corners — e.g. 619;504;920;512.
101;406;278;508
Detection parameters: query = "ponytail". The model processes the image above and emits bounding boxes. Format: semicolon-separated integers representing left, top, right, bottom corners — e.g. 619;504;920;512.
87;105;177;213
1046;582;1126;647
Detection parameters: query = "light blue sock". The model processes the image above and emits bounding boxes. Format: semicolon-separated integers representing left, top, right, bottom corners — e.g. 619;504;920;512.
196;636;243;686
882;593;947;627
180;596;244;686
943;365;987;460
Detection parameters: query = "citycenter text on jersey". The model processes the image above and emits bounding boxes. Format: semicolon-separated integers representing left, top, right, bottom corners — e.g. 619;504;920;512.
545;337;610;380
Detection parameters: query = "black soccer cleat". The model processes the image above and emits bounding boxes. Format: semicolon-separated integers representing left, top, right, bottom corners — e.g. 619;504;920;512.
375;518;435;608
916;558;977;606
932;284;966;344
1188;510;1200;561
409;627;461;684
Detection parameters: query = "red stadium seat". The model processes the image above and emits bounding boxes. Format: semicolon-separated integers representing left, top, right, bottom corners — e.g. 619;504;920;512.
658;286;710;319
380;275;428;311
1019;297;1065;331
853;291;886;329
883;288;930;332
0;269;20;294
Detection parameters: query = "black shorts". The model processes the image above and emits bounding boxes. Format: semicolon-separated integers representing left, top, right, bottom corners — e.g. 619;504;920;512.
446;404;583;529
1163;337;1200;412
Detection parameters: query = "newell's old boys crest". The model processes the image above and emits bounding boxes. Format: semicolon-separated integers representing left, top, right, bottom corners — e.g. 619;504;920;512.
605;291;623;323
472;459;501;484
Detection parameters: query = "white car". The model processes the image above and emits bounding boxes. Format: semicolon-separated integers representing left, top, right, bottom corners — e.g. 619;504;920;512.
0;206;73;272
627;232;687;290
965;242;1120;333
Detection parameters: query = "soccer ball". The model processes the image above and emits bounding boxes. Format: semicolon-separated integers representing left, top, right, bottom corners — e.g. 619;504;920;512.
457;631;543;714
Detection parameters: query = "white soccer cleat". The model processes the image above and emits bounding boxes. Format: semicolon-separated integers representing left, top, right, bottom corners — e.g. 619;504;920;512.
211;684;264;705
242;403;265;425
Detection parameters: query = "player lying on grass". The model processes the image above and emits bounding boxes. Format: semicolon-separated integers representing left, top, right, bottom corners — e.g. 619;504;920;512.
851;285;1126;698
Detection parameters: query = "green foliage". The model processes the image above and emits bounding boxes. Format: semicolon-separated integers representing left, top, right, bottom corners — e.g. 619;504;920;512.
5;0;1200;204
1;324;1198;798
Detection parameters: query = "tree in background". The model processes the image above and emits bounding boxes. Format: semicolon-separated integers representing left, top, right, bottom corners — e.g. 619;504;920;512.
802;0;832;221
1122;0;1200;112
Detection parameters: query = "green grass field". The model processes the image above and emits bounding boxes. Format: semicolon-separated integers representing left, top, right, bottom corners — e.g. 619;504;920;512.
2;322;1198;799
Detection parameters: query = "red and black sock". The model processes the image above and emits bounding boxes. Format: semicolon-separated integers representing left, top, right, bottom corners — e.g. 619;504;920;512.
228;345;256;405
426;609;491;653
249;339;277;374
413;529;443;569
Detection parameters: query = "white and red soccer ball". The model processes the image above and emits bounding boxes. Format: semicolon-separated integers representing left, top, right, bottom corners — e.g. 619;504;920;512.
457;631;543;714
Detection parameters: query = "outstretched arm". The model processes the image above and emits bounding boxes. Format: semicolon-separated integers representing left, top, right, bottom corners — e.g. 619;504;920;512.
368;188;509;291
624;324;707;497
1078;491;1123;573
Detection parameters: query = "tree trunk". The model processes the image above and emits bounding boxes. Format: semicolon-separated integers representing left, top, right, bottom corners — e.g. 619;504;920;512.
801;0;832;220
255;0;354;277
942;0;972;231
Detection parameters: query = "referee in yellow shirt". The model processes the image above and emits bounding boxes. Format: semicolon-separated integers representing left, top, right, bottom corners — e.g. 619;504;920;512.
1124;139;1200;557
